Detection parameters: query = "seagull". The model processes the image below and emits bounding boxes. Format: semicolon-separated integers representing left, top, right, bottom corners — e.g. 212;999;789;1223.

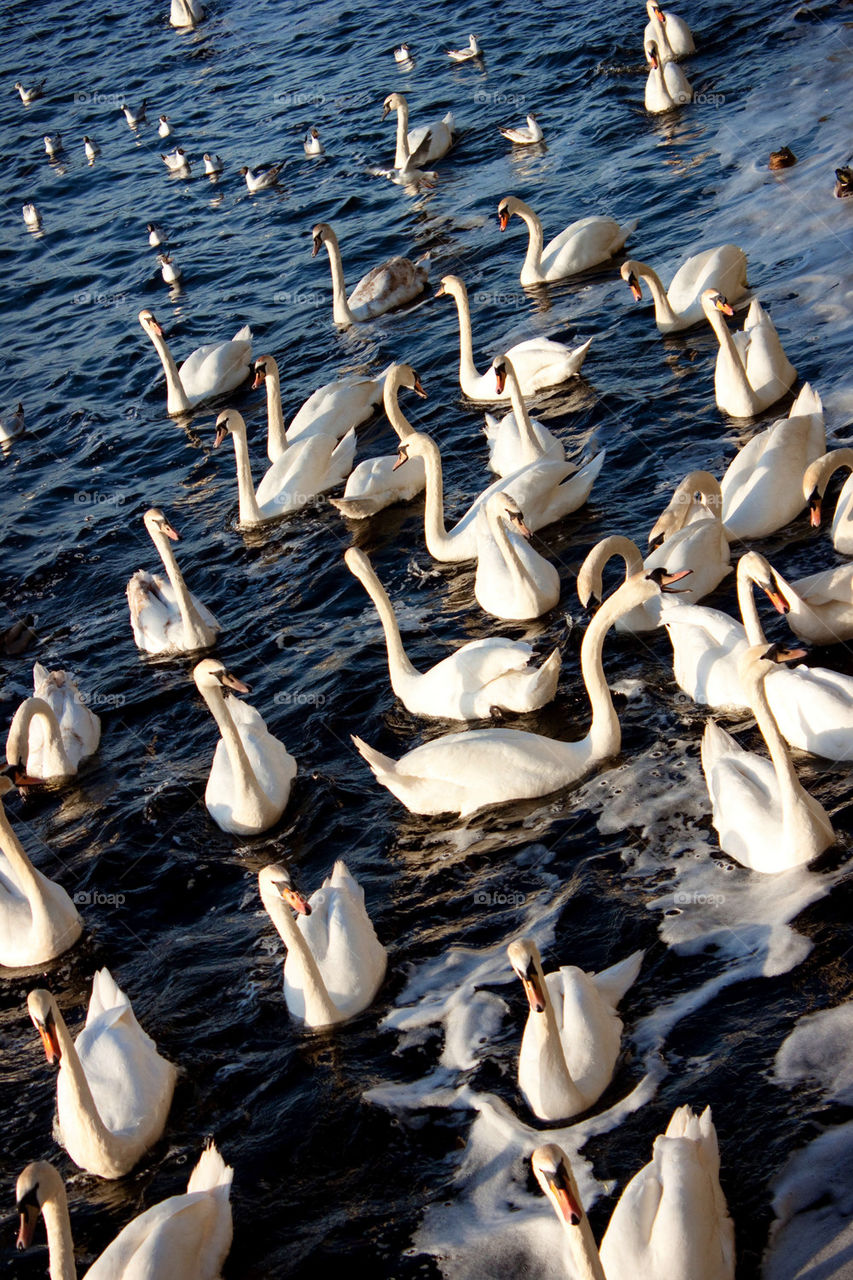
394;42;413;62
43;133;62;159
0;403;25;445
203;152;223;176
22;203;42;230
499;113;544;145
158;253;183;284
121;98;148;128
158;114;172;137
303;127;324;156
15;79;45;105
239;162;284;191
147;222;166;247
83;135;100;163
162;146;191;175
446;33;482;61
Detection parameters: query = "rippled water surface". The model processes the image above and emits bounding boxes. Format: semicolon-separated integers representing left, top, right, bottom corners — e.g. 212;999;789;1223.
2;0;853;1274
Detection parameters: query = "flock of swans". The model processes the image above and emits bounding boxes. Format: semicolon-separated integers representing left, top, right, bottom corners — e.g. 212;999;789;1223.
4;0;853;1275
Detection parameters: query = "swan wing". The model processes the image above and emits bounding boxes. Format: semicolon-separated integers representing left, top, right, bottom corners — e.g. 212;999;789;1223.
765;663;853;760
662;60;693;103
85;1184;232;1280
503;336;591;395
666;246;748;320
542;217;634;276
32;666;100;768
286;371;385;441
0;853;82;967
215;696;296;809
663;605;748;708
791;562;853;606
178;329;252;403
552;966;624;1106
298;862;386;1015
348;257;427;319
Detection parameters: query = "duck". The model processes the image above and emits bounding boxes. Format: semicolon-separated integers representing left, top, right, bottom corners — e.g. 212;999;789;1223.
533;1109;734;1280
0;775;82;968
473;492;561;620
437;274;592;400
769;146;796;170
702;643;834;873
803;449;853;553
239;162;284;191
192;658;296;835
620;246;748;333
835;167;853;198
328;363;427;518
22;203;42;230
0;401;25;445
138;308;252;415
498;196;636;286
161;146;190;176
352;568;688;816
15;78;45;104
6;663;101;783
83;135;99;163
311;221;429;325
26;972;176;1178
700;289;797;418
157;252;182;285
147;222;165;247
344;546;561;718
642;0;695;61
158;114;172;137
394;41;413;62
15;1142;232;1279
203;152;223;176
644;41;693;113
508;939;643;1121
381;92;455;170
214;408;355;525
258;862;387;1027
748;549;853;646
499;113;544;145
44;133;62;159
484;355;565;477
126;507;220;655
252;353;386;458
120;98;148;129
446;33;482;61
303;126;324;156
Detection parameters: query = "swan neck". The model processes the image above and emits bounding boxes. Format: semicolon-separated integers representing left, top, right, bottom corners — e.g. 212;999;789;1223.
564;1222;608;1280
229;426;264;526
356;565;419;687
488;506;527;588
7;700;71;775
705;303;755;409
0;803;47;901
200;683;270;816
750;672;805;807
149;526;206;647
448;288;481;392
516;204;546;282
417;438;455;559
635;262;679;328
266;893;340;1025
147;325;191;415
736;570;767;645
392;101;410;169
531;958;582;1105
579;596;623;756
265;365;287;460
40;1178;78;1280
322;234;357;326
505;367;538;450
51;1005;118;1157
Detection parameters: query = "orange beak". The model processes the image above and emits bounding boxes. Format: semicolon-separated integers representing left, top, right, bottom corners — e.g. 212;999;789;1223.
765;586;790;615
552;1180;583;1226
392;448;409;472
519;970;546;1013
412;374;427;399
809;499;822;528
252;370;265;390
495;367;507;394
37;1022;60;1065
499;209;509;231
628;273;642;302
17;1204;39;1250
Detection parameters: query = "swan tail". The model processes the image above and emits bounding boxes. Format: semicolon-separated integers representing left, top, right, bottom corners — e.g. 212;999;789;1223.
619;218;639;243
591;948;645;1007
87;967;129;1022
566;336;592;375
700;717;737;774
231;324;252;343
328;495;385;518
187;1140;234;1194
352;735;398;779
443;111;455;130
483;413;501;441
664;1103;720;1167
32;661;49;687
528;646;562;703
327;859;356;892
789;381;821;418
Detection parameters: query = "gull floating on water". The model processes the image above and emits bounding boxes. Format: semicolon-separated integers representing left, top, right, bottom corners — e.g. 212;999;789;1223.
22;203;41;230
239;162;284;191
15;79;45;105
43;133;62;159
158;253;183;285
147;222;165;247
203;152;223;175
499;113;544;145
304;127;324;156
162;146;191;175
83;135;99;163
158;114;172;137
446;33;482;61
394;42;413;63
121;98;148;128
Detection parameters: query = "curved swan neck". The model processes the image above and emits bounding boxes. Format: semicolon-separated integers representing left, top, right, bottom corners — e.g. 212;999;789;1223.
50;1003;119;1158
579;587;637;755
384;375;415;440
445;284;481;391
391;99;410;169
228;425;263;526
263;361;287;460
512;200;546;282
0;800;49;905
748;667;808;812
353;562;419;686
487;505;528;589
504;363;539;451
199;682;271;817
265;892;340;1025
414;436;455;559
736;567;768;646
632;260;679;328
7;700;71;774
703;300;756;411
146;324;191;415
531;956;583;1106
148;523;207;647
37;1169;77;1280
320;230;357;326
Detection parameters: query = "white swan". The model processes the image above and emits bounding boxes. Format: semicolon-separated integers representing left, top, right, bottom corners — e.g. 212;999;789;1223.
498;196;636;286
138;309;252;416
508;939;643;1121
6;663;101;782
381;92;454;169
620;246;748;333
499;113;544;145
214;409;355;526
393;425;605;561
643;0;695;61
26;972;176;1179
170;0;204;28
745;548;853;646
252;353;386;459
258;862;387;1027
644;41;693;113
312;222;428;325
534;1108;733;1280
0;775;82;968
239;162;284;191
803;448;853;553
329;363;427;518
344;547;561;718
192;658;296;836
303;126;324;156
701;643;834;874
446;33;482;60
16;1142;232;1279
474;492;561;620
437;274;591;400
484;354;565;477
352;568;687;816
700;289;797;418
126;507;220;655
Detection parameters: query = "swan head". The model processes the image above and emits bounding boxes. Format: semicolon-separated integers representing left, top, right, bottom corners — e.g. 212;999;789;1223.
737;551;790;615
497;196;522;232
388;363;427;402
701;289;734;317
490;355;520;396
835;167;853;199
738;641;807;689
382;92;405;120
311;222;335;257
192;657;251;696
434;274;465;301
214;409;248;448
16;1162;66;1251
488;491;531;538
259;863;311;916
27;989;61;1065
531;1145;585;1227
620;261;643;301
645;41;660;68
144;507;179;541
646;0;665;22
392;430;435;469
138;308;164;337
252;355;280;389
644;566;692;594
768;147;796;170
507;939;546;1012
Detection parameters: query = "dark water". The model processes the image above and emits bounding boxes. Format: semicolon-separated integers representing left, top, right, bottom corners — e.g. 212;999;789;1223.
2;0;853;1274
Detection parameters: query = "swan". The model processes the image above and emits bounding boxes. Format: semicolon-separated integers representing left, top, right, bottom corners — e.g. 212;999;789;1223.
83;136;99;163
769;146;796;170
533;1109;734;1280
499;113;544;145
393;424;605;561
329;363;427;518
803;449;853;553
203;152;223;175
138;309;252;416
22;203;42;230
252;353;386;459
644;41;693;112
498;196;637;286
157;252;182;284
158;114;172;137
303;126;324;156
26;972;176;1178
120;99;147;129
15;79;45;104
745;549;853;646
16;1142;232;1279
700;289;797;418
0;775;82;968
126;507;220;655
446;33;482;61
214;409;355;525
311;221;429;325
701;643;835;873
643;0;695;61
258;862;387;1027
437;274;592;400
620;246;748;333
192;658;296;835
239;162;284;191
344;546;561;718
352;568;688;816
0;401;25;444
381;92;455;169
170;0;204;28
6;663;101;782
473;492;561;620
161;146;190;176
484;354;565;477
508;939;643;1121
